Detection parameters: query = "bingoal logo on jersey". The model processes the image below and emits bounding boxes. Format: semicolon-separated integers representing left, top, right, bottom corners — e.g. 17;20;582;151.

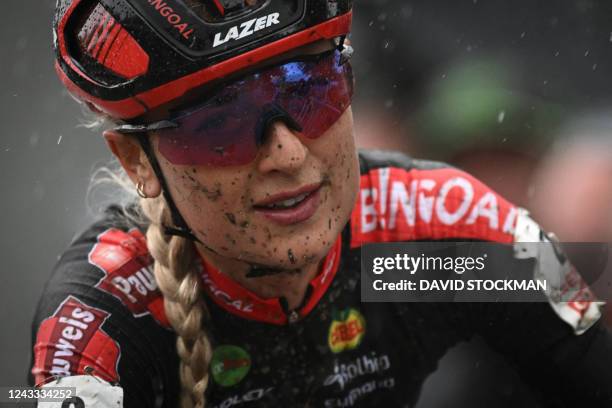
32;296;120;386
89;228;170;328
351;167;518;247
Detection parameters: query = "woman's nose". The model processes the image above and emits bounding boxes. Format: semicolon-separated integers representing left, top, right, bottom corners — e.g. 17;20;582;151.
256;120;308;174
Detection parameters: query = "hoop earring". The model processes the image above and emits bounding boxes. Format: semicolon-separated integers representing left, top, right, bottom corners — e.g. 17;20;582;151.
136;182;148;199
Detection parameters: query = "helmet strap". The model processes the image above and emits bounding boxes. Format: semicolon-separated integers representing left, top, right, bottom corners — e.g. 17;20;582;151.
136;133;201;243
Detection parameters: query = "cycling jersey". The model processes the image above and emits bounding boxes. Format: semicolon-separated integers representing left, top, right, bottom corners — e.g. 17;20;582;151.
29;150;612;407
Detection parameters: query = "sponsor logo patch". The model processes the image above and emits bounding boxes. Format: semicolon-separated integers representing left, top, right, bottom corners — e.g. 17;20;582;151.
32;296;121;386
211;345;251;387
213;13;280;47
513;210;604;334
323;352;391;391
89;228;170;328
328;309;366;353
146;0;195;40
210;387;274;408
324;377;395;408
351;167;518;247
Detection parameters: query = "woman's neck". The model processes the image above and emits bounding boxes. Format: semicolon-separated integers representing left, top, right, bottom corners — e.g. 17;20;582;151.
196;246;322;310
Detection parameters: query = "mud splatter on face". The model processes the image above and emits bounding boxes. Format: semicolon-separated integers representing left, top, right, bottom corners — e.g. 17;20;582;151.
245;266;282;278
288;248;296;264
245;264;302;278
159;108;358;280
225;234;237;246
225;213;237;225
321;174;332;188
302;254;317;264
201;182;223;201
184;171;223;201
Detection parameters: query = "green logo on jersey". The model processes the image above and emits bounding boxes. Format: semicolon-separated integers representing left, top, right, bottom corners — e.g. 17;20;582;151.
210;345;251;387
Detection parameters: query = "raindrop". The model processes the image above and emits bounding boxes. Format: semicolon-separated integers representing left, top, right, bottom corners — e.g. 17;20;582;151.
497;111;506;123
584;50;590;57
400;6;413;19
57;135;63;145
16;37;28;51
29;133;39;147
33;183;45;201
592;63;598;71
520;32;526;39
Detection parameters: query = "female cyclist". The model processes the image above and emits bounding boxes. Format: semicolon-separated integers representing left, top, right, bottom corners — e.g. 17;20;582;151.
31;1;612;407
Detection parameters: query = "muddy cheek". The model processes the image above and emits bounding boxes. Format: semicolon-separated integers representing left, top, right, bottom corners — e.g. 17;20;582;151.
225;234;237;246
225;212;237;225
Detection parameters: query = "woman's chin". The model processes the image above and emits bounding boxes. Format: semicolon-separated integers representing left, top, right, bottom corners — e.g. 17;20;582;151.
240;236;333;272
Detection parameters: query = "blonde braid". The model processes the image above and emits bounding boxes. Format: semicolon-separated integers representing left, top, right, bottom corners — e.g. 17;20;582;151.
140;196;213;408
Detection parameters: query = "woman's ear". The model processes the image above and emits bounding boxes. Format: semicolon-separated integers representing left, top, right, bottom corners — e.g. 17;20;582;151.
103;130;162;198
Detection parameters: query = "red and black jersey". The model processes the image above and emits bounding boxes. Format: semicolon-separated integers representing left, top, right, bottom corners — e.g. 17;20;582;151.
29;150;612;407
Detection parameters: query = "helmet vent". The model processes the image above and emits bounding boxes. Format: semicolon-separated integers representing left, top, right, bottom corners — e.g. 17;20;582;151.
72;3;150;83
182;0;267;22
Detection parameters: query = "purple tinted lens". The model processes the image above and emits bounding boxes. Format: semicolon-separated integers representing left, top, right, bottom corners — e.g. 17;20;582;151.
280;56;353;139
156;50;353;166
158;104;260;166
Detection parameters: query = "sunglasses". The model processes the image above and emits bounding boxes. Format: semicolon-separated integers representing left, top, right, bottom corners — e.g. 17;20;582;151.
115;47;354;166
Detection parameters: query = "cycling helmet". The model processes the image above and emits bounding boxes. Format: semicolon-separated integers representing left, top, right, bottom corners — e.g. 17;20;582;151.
53;0;353;120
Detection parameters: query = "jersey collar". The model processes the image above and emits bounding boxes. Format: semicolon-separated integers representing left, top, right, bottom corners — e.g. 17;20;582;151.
198;235;342;325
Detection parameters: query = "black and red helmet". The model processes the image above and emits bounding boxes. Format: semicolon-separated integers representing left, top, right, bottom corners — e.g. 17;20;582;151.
53;0;353;120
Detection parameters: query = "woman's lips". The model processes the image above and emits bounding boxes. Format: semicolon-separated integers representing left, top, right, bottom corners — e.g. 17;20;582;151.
253;186;322;225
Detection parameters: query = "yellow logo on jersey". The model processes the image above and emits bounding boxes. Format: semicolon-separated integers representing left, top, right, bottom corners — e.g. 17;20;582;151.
328;308;366;353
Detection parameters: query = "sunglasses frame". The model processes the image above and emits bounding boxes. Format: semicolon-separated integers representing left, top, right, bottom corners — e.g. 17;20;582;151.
112;44;354;135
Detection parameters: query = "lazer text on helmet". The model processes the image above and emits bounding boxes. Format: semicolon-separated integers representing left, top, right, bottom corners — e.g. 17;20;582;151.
213;13;281;48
